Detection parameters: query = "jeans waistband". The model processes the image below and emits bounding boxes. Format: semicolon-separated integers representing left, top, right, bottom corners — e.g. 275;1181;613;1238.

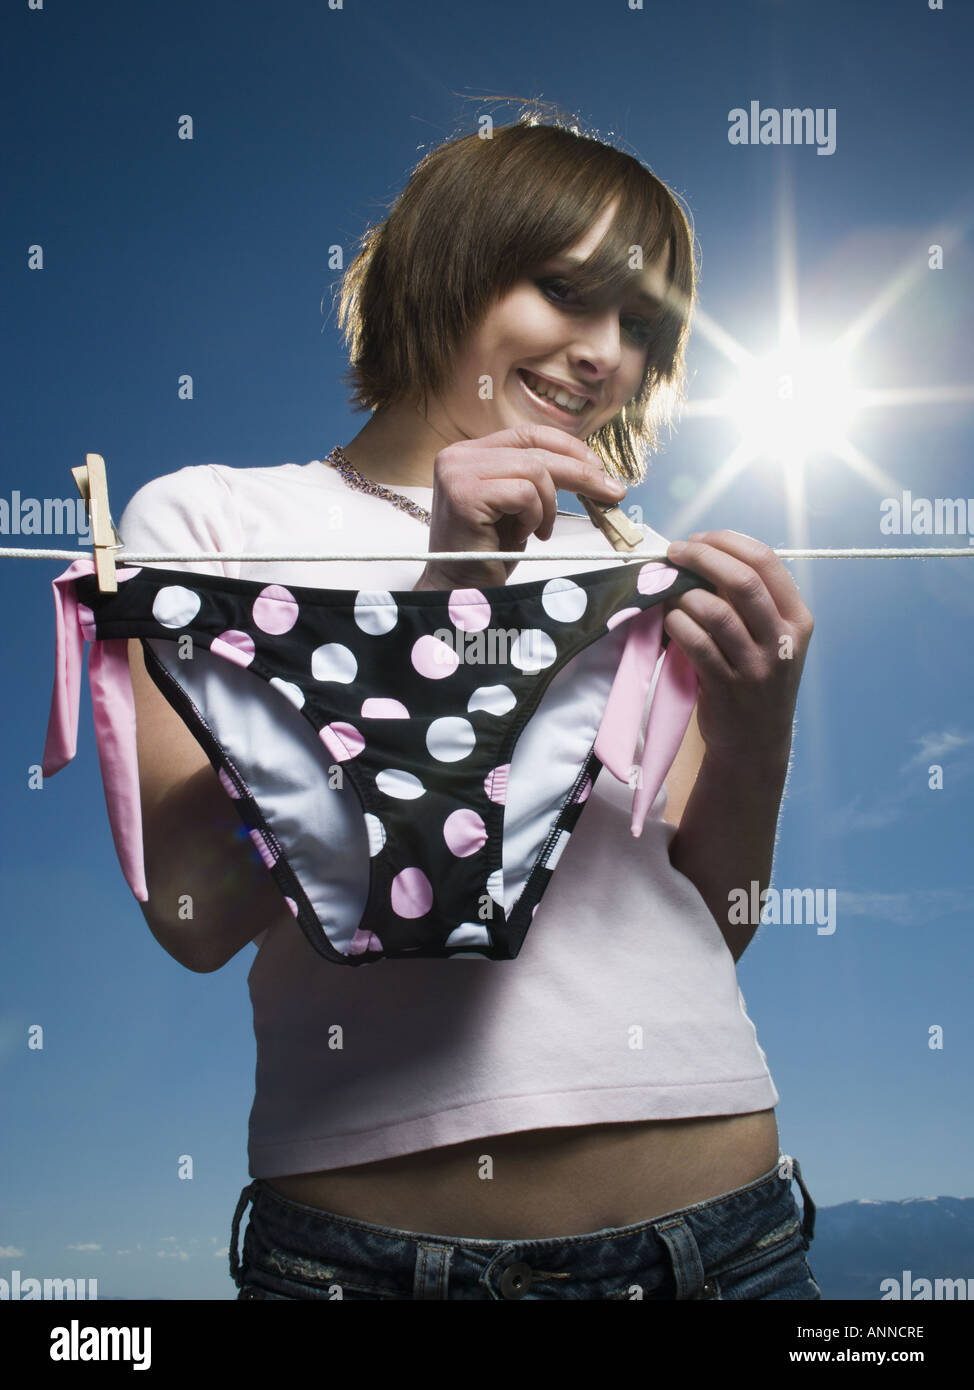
229;1150;816;1291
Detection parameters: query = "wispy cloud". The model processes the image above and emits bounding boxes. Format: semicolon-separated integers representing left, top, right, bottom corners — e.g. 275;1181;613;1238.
155;1248;191;1261
837;889;971;925
0;1245;24;1258
900;730;974;773
67;1242;102;1252
825;728;974;835
827;793;904;834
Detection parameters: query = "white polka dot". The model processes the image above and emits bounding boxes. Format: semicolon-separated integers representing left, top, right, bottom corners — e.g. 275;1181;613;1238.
311;642;357;683
364;813;387;856
445;923;492;949
426;716;476;762
284;897;299;917
510;628;557;672
542;576;587;622
487;868;505;907
375;768;426;799
270;676;305;710
448;589;491;631
152;585;201;628
468;684;516;716
252;585;299;634
354;590;398;635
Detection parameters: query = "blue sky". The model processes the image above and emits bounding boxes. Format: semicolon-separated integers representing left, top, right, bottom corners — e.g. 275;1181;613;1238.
1;0;972;1299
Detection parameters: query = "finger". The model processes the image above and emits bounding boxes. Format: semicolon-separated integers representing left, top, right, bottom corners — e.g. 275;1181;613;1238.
684;529;811;627
454;432;626;506
662;605;735;685
464;423;601;471
666;536;782;646
474;478;546;543
665;588;763;676
450;449;616;537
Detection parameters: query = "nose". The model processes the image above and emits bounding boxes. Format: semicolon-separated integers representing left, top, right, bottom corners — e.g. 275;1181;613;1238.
568;308;625;383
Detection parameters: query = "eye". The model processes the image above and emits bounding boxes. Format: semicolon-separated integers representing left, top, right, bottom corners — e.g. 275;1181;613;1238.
535;277;655;344
536;276;579;304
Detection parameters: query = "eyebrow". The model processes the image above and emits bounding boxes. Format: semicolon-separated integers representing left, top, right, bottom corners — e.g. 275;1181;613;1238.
546;253;664;310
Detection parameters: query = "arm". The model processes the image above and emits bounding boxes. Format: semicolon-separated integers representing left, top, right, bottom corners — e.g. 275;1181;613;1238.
665;708;791;962
117;469;284;973
660;530;813;963
129;639;292;972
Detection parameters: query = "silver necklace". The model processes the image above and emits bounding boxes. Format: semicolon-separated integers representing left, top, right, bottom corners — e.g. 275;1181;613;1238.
323;445;432;525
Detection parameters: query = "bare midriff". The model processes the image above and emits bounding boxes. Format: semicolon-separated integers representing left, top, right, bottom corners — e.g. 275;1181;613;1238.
264;1109;781;1239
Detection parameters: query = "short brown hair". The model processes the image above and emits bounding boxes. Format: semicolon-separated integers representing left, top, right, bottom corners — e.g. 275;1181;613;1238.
335;101;698;483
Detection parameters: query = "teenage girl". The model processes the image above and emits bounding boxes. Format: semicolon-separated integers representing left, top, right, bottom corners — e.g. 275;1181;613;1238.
121;114;820;1299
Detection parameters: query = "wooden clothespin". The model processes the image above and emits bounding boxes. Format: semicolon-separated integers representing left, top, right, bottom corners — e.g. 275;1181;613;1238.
72;453;122;592
575;492;646;553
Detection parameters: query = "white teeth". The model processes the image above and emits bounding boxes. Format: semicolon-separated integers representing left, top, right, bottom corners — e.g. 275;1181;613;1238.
522;370;587;414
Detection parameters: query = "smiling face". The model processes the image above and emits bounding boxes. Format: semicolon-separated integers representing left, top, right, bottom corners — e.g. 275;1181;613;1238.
431;199;672;445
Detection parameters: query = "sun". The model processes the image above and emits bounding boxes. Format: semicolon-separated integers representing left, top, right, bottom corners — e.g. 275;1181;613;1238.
666;181;974;542
724;345;861;468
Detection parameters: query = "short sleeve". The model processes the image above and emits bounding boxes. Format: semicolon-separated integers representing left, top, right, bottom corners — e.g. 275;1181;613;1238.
117;465;244;577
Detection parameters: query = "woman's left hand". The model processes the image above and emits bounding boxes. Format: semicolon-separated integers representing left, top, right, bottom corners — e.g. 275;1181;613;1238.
663;529;815;764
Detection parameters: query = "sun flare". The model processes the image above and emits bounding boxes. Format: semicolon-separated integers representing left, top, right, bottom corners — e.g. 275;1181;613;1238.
724;347;860;466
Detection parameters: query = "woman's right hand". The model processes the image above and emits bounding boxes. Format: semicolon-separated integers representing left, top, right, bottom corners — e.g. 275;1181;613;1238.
414;424;627;591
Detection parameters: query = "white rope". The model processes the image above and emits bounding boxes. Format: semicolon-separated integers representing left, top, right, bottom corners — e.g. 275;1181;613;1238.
0;546;973;562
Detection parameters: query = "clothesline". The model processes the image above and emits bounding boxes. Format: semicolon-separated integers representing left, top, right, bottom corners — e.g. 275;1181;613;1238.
0;546;973;562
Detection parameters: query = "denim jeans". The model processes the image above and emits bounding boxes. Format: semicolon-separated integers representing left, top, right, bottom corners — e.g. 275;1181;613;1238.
229;1151;822;1300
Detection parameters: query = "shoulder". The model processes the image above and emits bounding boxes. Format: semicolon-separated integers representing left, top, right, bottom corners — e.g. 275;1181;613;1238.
118;464;236;545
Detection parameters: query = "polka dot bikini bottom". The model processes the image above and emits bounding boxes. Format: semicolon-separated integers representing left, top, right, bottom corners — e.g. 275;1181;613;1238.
42;558;713;964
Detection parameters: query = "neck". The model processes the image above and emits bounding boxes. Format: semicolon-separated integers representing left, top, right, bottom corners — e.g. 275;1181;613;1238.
337;400;464;489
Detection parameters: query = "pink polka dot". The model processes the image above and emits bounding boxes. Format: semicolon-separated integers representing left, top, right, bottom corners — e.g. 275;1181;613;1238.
443;808;488;857
248;828;277;869
532;905;539;919
577;776;593;804
320;722;364;761
448;589;491;632
115;567;141;582
218;768;241;799
484;765;509;804
637;563;679;595
390;867;433;918
78;603;96;640
348;927;383;955
284;896;299;917
361;697;409;718
211;630;256;667
252;584;299;635
607;605;641;630
412;633;459;678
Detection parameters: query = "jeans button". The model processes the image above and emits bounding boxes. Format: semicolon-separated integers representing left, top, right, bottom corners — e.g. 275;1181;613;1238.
500;1261;534;1299
700;1280;716;1299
